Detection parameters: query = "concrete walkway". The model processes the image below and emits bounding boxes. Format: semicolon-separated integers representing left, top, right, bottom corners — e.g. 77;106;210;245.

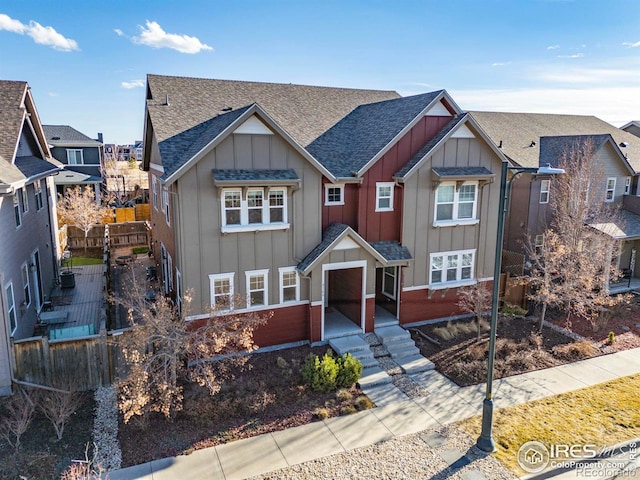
109;347;640;480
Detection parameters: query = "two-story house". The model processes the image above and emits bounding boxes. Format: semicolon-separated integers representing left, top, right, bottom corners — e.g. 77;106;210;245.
0;80;62;395
43;125;104;203
471;112;640;280
142;75;507;348
621;121;640;139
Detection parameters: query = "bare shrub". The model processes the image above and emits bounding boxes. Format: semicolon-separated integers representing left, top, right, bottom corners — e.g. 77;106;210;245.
457;281;491;340
0;387;36;450
39;380;83;441
528;332;543;350
433;325;453;340
354;396;374;411
60;443;105;480
552;340;599;361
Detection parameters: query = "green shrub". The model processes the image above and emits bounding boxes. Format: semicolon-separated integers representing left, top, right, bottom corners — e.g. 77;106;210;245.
340;405;357;415
302;352;339;392
354;396;374;411
336;353;363;388
608;331;615;345
501;303;528;317
132;246;150;255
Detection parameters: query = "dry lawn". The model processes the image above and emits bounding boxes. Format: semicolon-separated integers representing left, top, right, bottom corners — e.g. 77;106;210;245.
458;373;640;475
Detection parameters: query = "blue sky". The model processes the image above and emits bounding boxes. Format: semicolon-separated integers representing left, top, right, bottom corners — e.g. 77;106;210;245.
1;0;639;145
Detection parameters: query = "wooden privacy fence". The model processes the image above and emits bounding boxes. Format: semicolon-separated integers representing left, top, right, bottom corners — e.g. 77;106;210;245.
106;204;151;223
67;225;106;249
11;329;129;391
499;272;529;309
108;221;150;248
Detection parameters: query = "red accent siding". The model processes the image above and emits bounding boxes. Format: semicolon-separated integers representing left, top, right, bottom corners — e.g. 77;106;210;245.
356;116;452;242
365;297;375;333
328;268;362;325
310;304;322;342
399;281;494;325
321;180;358;230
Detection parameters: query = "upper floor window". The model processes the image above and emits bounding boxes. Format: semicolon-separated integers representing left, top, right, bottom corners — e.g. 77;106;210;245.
5;283;16;334
66;149;84;165
279;267;299;303
246;269;268;308
162;187;170;225
375;182;394;212
430;249;475;288
605;177;616;202
152;175;158;210
20;187;28;214
209;272;234;311
13;193;21;228
325;184;344;206
221;187;288;233
34;180;44;211
539;180;550;204
21;264;31;308
625;177;631;195
435;181;478;224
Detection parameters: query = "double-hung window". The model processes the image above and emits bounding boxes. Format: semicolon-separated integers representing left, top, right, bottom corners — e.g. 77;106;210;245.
430;249;475;287
5;283;16;334
625;177;631;195
162;187;170;225
20;187;28;214
13;193;21;228
382;266;397;299
34;180;43;211
534;234;544;253
246;269;268;308
21;264;31;307
221;188;288;232
539;180;550;204
209;273;234;310
66;149;84;165
325;184;344;206
279;267;299;303
435;182;478;223
152;175;158;210
605;178;616;202
375;182;394;212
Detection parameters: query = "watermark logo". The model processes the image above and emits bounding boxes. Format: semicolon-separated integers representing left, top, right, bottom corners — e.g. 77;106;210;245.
518;441;550;473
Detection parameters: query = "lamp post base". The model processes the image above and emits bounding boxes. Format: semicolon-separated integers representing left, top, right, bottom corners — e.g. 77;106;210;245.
476;398;497;453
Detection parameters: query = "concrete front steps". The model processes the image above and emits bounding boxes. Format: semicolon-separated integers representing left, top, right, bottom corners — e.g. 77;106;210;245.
375;325;435;375
329;335;393;388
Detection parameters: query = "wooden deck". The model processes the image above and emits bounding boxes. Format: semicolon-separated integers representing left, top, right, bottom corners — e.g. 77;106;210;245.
43;264;105;337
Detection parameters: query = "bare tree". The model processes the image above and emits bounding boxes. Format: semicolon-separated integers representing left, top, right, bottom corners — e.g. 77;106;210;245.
60;442;106;480
39;379;83;441
525;138;626;330
57;186;111;252
115;277;269;423
457;281;491;340
0;388;36;450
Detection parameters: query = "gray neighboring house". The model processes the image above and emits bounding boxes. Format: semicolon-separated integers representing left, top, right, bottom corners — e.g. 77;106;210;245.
621;121;640;139
43;125;104;203
0;80;62;395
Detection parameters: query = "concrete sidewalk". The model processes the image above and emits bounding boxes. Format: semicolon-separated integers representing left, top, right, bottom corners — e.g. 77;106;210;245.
109;347;640;480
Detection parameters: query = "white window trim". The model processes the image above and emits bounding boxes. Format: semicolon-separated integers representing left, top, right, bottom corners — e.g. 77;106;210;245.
13;192;21;228
221;187;289;233
375;182;395;212
382;266;397;300
324;184;345;206
434;181;479;226
539;179;550;204
4;282;16;335
21;187;28;214
279;266;300;304
34;180;43;211
175;269;182;315
21;263;31;308
66;149;84;165
535;234;544;252
245;269;269;309
162;186;170;225
209;272;235;311
152;174;158;210
625;177;631;195
429;249;476;290
605;177;616;202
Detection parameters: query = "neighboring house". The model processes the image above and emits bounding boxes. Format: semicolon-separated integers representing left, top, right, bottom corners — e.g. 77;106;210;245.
621;121;640;139
471;112;640;278
133;140;143;161
0;80;62;395
43;125;104;203
143;75;506;347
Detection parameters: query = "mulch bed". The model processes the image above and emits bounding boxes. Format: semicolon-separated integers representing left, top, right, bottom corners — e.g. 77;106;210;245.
411;315;607;387
118;345;370;467
0;392;95;480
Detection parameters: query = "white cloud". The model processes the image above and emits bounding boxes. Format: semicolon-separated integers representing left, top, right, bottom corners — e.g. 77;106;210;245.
408;82;432;88
121;80;145;89
48;92;59;97
623;41;640;48
131;20;212;54
450;86;640;126
0;13;78;51
492;62;512;67
114;28;124;37
546;45;560;50
557;53;585;58
531;64;639;85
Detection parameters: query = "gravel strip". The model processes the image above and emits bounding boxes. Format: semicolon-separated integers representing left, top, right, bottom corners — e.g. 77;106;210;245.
362;333;381;346
253;425;516;480
391;374;429;398
372;345;389;357
92;386;122;471
377;356;403;375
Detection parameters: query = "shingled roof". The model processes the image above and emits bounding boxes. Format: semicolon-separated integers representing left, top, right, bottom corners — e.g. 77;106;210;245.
470;111;640;173
43;125;101;146
306;92;444;178
0;80;28;184
146;74;400;150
